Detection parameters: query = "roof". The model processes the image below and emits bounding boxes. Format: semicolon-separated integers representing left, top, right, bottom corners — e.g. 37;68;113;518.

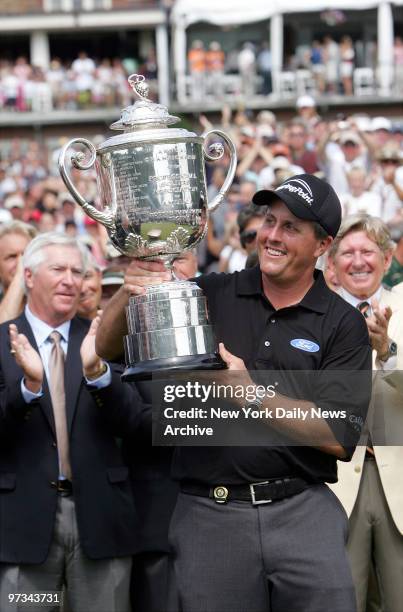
170;0;399;26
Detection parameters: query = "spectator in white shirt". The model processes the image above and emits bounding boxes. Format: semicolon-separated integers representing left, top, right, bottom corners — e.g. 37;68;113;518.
238;43;256;97
318;127;373;198
341;167;382;218
370;146;403;225
72;51;95;107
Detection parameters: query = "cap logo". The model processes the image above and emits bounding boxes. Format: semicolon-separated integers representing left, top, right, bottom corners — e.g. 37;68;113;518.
276;179;314;205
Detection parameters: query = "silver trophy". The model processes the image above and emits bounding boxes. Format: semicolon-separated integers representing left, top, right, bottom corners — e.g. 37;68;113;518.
59;74;236;380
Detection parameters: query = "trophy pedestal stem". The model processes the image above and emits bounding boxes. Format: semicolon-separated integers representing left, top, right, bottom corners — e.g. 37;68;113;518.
121;352;226;382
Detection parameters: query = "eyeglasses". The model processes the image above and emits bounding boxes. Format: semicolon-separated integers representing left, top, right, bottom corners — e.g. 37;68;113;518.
289;132;305;137
240;230;257;248
380;159;399;165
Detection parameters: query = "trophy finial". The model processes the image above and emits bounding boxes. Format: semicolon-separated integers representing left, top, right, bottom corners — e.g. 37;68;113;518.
110;72;180;130
128;74;150;101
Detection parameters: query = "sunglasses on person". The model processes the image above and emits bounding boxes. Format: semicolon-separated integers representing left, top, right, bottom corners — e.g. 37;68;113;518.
240;229;257;248
380;158;399;165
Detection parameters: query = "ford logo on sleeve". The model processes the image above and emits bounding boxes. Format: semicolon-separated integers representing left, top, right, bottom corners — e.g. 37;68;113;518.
290;339;320;353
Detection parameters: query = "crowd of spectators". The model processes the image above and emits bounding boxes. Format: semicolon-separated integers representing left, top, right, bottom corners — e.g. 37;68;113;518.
0;136;129;323
197;101;403;283
0;69;402;612
0;50;158;113
0;98;402;304
2;34;402;113
186;35;403;100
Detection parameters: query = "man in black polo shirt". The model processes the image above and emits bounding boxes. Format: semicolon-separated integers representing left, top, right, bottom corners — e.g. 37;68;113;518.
97;174;371;612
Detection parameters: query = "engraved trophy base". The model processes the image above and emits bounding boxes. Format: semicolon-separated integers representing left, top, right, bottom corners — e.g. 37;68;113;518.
122;280;226;382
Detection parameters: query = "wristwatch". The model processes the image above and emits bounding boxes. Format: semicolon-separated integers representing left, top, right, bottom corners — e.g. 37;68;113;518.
244;396;263;411
378;339;397;363
244;386;264;411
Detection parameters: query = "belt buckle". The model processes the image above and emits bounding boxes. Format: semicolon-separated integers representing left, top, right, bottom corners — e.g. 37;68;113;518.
249;481;272;505
57;479;72;496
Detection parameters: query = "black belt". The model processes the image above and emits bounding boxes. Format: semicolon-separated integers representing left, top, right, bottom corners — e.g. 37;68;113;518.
56;479;73;496
181;477;309;505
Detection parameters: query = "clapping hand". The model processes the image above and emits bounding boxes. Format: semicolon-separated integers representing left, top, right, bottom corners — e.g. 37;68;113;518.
80;312;107;379
367;299;393;359
9;323;43;393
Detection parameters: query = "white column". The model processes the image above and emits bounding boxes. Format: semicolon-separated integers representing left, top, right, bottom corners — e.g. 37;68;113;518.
377;2;394;95
139;30;153;59
156;23;170;107
270;12;283;96
173;18;187;103
30;31;50;70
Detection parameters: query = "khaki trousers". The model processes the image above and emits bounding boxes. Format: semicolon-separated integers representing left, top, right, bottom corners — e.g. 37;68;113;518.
0;495;131;612
348;459;403;612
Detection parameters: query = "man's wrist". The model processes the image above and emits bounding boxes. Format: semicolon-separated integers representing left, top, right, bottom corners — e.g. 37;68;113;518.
377;339;397;362
84;361;108;380
24;377;42;394
243;385;264;410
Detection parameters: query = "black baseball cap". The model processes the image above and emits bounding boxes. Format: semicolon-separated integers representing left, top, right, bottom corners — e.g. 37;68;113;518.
252;173;341;238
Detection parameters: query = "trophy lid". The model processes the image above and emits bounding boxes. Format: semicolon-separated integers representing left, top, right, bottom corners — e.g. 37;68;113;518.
110;74;180;131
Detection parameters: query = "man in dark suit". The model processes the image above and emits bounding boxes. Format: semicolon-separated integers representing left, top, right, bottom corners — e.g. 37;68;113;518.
0;232;144;612
96;251;199;612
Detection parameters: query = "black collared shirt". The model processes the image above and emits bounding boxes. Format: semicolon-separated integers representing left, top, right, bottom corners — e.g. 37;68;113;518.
172;266;371;485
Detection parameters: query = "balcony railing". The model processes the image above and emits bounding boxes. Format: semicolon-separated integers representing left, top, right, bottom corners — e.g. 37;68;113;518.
176;66;401;107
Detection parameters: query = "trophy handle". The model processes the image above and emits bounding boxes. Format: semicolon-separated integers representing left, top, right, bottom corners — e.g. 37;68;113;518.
58;138;114;228
202;129;237;213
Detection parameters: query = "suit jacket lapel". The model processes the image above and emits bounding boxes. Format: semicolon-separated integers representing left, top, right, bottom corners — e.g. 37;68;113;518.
65;317;87;433
16;313;56;436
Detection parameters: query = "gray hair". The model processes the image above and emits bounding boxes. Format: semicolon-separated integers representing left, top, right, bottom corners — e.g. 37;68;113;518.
0;220;37;241
23;232;89;284
329;214;395;258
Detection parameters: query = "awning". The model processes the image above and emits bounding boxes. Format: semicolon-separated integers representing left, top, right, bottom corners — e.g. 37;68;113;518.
171;0;398;27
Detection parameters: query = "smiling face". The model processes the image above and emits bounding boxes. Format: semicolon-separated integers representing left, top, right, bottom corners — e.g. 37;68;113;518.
257;200;331;288
25;245;85;327
331;230;393;299
78;267;102;319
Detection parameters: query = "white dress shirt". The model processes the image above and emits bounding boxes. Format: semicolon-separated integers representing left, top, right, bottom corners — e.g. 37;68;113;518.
21;305;111;402
20;306;111;479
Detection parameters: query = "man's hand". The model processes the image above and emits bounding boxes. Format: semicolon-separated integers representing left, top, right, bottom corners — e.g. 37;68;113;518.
367;299;392;359
81;313;107;379
219;343;247;371
185;343;253;408
9;323;43;393
124;259;171;295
